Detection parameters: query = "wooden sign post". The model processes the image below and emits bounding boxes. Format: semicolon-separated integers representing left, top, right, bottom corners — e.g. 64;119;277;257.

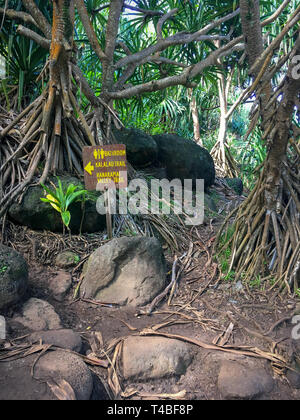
82;144;127;239
104;187;113;239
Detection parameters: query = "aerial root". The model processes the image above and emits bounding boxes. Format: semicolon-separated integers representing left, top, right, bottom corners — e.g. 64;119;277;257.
216;158;300;294
211;140;238;178
0;79;97;217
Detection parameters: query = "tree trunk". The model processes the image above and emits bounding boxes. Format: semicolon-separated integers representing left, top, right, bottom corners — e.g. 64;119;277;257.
240;0;272;128
0;0;96;216
240;0;264;73
189;92;202;146
211;41;236;177
217;67;227;174
217;0;300;291
265;67;300;211
239;0;297;214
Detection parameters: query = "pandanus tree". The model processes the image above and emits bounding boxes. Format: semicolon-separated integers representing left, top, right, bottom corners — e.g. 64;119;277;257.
0;14;48;110
218;0;300;292
210;47;239;177
0;0;299;294
0;0;246;217
0;0;96;213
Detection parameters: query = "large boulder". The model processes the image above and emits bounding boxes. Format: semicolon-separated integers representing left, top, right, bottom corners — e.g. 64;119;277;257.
0;245;28;310
152;134;215;189
0;354;58;400
80;236;166;306
8;176;105;233
112;127;158;167
48;271;72;302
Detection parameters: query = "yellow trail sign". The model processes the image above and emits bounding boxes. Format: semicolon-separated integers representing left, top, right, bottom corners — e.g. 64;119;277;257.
84;161;95;176
82;144;127;191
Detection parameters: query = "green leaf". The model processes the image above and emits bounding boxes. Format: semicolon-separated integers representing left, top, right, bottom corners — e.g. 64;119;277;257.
61;211;71;227
65;189;87;209
55;177;67;210
40;183;59;201
66;183;78;197
40;196;62;213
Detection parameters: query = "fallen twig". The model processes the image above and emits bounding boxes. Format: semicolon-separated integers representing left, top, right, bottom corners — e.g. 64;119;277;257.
138;252;186;315
139;329;288;367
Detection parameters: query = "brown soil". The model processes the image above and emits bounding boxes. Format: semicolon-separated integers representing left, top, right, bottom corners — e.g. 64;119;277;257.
1;218;300;401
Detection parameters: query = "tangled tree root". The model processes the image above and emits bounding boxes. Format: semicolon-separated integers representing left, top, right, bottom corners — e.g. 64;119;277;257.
216;29;300;295
0;78;97;218
217;142;300;294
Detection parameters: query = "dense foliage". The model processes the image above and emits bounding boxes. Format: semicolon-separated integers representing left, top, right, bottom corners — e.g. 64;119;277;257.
1;0;297;188
0;0;299;291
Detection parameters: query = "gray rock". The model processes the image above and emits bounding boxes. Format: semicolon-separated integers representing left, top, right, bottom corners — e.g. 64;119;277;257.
152;134;215;189
204;193;218;213
28;329;82;353
113;127;158;167
13;298;62;331
218;361;274;399
90;372;110;400
55;251;79;269
0;354;57;400
0;245;28;310
80;236;166;307
8;176;105;233
122;336;193;380
0;351;105;400
287;369;300;389
34;350;93;400
48;271;72;302
224;177;243;196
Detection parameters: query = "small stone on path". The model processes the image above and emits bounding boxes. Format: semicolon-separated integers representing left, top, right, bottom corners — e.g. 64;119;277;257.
122;336;193;380
13;298;62;331
217;361;274;399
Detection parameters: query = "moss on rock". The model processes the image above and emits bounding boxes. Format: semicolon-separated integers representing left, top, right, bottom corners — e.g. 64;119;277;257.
0;245;28;310
8;175;106;233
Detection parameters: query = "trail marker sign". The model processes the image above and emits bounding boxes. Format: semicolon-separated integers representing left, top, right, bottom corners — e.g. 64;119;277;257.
83;144;127;191
82;144;127;239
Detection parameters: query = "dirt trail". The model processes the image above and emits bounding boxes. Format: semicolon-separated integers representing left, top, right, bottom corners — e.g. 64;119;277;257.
1;219;300;400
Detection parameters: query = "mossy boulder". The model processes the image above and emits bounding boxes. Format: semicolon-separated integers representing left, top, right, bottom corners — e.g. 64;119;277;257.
152;134;215;189
0;245;28;310
112;127;158;167
8;176;105;233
